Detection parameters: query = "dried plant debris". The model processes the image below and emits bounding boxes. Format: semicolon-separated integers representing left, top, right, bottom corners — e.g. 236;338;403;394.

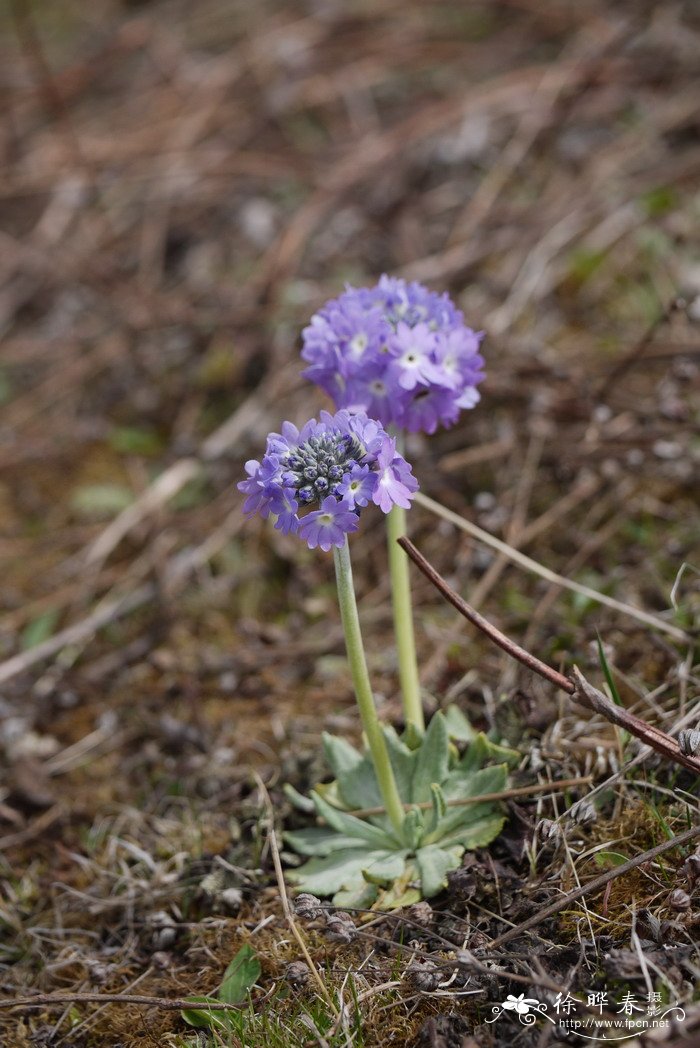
1;0;699;1045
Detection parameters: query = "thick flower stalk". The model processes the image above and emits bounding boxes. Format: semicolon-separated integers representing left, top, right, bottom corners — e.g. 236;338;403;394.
238;409;418;834
300;277;484;735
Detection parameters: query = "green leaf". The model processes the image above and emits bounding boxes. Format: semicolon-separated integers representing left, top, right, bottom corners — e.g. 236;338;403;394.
313;779;345;808
323;733;363;779
109;426;162;456
441;762;507;803
433;764;507;841
287;848;397;896
21;608;60;650
594;850;629;869
438;812;506;850
336;754;382;811
70;483;134;519
330;727;418;813
596;633;622;707
459;732;518;772
423;783;447;839
283;827;363;857
402;721;424;750
375;884;422;910
181;997;233;1033
361;850;409;886
333;881;379;910
415;845;463;898
282;783;315;813
411;712;449;802
309;791;396;849
442;705;477;742
401;807;424;850
382;725;417;799
218;944;261;1006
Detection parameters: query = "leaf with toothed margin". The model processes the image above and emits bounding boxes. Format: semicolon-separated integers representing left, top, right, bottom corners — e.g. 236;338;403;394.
331;726;417;813
382;725;417;798
287;848;401;897
401;806;424;850
283;826;365;857
410;712;449;802
322;733;363;779
423;782;447;839
336;753;383;811
361;850;409;885
458;732;519;773
333;881;379;910
415;845;463;898
443;704;478;742
437;812;507;851
431;764;507;841
310;790;397;849
283;782;316;813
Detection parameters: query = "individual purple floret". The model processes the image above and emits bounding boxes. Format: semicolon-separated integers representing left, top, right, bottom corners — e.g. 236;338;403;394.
300;276;484;433
238;410;418;550
298;496;359;551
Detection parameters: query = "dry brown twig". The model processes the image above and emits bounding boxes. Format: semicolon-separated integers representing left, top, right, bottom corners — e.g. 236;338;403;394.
486;822;700;951
398;536;700;777
254;773;340;1018
346;776;592;820
0;992;244;1014
413;492;689;643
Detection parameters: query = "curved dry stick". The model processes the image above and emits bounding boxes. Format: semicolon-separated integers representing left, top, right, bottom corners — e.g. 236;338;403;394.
413;492;688;643
398;536;700;777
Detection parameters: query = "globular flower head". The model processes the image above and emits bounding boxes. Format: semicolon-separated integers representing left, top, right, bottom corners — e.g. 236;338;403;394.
301;276;484;433
238;410;418;550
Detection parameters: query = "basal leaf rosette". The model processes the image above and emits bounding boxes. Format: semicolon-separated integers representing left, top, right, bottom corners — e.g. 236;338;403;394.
285;712;515;909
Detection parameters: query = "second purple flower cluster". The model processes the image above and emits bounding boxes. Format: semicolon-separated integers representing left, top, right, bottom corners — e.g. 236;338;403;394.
239;410;418;551
301;275;484;434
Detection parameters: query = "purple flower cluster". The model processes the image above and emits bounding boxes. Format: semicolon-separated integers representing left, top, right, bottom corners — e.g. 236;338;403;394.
301;275;484;434
238;410;418;551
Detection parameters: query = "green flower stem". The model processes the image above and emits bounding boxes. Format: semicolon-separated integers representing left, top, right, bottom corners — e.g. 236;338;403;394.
333;538;406;837
386;465;424;733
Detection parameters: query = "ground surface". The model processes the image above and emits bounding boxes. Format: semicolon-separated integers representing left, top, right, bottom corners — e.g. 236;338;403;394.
0;1;699;1045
